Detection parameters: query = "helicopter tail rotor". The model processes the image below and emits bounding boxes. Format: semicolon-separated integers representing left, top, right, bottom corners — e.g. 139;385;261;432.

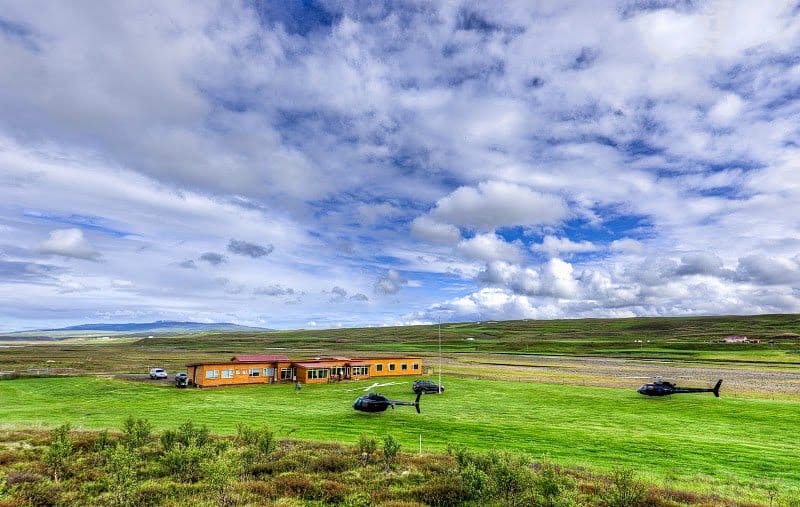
414;392;421;413
712;379;722;397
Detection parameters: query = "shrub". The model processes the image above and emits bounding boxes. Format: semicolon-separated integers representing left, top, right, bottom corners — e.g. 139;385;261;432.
342;491;372;507
4;472;42;486
121;416;152;450
93;429;112;452
203;451;241;507
273;473;313;498
601;467;647;507
309;453;355;473
490;451;534;507
43;424;73;482
161;443;209;483
358;433;377;464
12;480;61;507
106;444;140;507
236;423;274;456
460;461;490;503
413;475;467;507
310;479;348;504
531;459;577;507
382;435;401;472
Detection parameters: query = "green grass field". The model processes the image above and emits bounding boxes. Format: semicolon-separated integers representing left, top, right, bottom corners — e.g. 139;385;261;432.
2;375;798;501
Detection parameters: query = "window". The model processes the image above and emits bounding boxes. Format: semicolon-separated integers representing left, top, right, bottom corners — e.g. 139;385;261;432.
307;368;329;380
375;364;383;372
263;368;274;377
221;369;233;379
352;366;369;376
249;368;260;377
235;370;241;375
388;363;396;371
401;363;408;371
205;369;219;379
412;363;419;370
280;368;292;380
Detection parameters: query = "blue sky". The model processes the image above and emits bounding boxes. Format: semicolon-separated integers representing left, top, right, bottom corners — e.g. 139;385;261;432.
1;1;800;331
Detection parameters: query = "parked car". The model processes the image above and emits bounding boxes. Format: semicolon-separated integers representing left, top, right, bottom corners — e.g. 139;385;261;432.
149;368;168;380
174;372;189;388
413;380;444;394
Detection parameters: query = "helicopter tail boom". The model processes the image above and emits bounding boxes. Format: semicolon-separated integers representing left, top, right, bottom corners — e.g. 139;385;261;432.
713;379;722;397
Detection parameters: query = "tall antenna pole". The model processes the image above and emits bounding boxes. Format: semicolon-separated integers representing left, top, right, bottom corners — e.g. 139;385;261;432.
438;318;442;394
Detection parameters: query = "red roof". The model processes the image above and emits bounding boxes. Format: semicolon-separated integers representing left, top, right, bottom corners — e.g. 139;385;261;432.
347;362;371;367
293;362;332;368
232;355;289;362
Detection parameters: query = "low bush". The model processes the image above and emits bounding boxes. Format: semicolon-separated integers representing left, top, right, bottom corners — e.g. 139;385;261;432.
4;472;42;486
309;452;356;473
413;475;467;507
12;480;61;507
601;467;647;507
273;473;314;498
310;479;348;504
121;416;152;450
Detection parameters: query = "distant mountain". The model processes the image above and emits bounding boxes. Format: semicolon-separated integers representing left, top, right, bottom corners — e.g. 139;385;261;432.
3;321;272;339
46;321;270;333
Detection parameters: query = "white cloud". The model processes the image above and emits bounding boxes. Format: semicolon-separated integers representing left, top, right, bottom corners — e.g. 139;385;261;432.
427;181;569;230
707;93;745;125
37;229;100;261
609;239;643;254
2;2;800;330
410;216;461;245
532;236;598;257
457;233;523;263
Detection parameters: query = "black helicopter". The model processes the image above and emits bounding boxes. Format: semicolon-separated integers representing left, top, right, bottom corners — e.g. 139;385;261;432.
353;392;421;413
637;378;722;397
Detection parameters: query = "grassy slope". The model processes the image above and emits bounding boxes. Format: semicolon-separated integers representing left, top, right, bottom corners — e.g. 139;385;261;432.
2;314;799;375
2;376;798;496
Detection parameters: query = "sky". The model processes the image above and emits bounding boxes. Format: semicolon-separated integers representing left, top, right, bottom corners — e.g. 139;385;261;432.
1;1;800;332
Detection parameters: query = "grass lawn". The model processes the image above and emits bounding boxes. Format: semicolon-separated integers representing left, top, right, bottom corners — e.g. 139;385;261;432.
1;375;798;500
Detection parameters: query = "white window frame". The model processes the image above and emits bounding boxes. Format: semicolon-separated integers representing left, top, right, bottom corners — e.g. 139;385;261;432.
307;368;329;380
412;363;419;370
221;369;233;379
352;366;369;376
375;364;383;372
401;363;408;371
206;369;219;379
388;363;396;371
249;368;260;377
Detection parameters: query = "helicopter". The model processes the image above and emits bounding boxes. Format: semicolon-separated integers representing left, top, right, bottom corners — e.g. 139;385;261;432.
637;378;722;397
353;392;421;413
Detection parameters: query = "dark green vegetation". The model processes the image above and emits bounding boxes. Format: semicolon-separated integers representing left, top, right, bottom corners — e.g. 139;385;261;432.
0;421;785;507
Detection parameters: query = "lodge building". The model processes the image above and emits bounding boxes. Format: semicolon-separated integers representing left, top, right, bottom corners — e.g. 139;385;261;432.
186;354;422;388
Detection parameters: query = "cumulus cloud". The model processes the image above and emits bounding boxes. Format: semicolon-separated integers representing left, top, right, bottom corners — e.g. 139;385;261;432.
532;236;598;257
426;181;569;230
37;229;100;261
227;239;274;258
457;233;523;263
478;259;579;299
736;254;800;285
410;216;461;245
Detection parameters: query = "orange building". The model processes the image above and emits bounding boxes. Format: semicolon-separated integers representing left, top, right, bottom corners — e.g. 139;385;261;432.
186;355;422;388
